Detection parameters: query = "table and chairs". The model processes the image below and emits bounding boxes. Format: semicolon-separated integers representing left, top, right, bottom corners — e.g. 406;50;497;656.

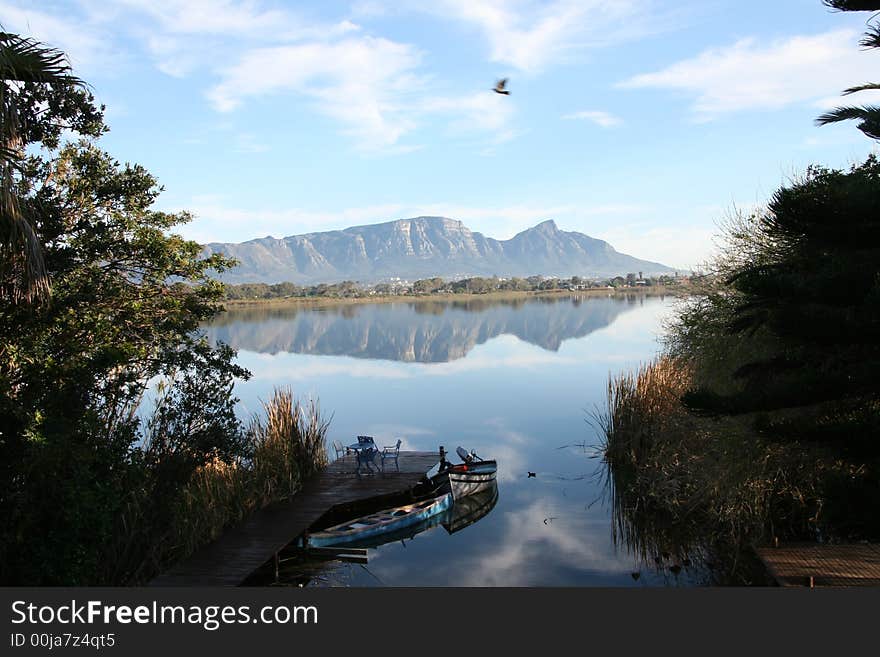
344;436;403;474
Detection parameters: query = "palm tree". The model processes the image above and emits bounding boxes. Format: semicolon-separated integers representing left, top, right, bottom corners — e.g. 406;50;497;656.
816;2;880;139
1;31;81;303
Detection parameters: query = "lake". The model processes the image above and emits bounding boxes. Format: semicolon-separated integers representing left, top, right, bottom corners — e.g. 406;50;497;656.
204;292;699;586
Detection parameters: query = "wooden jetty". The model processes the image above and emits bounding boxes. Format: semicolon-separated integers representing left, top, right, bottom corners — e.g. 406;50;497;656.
150;451;439;586
755;542;880;587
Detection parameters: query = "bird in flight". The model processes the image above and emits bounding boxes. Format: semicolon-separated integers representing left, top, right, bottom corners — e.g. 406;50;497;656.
493;78;510;95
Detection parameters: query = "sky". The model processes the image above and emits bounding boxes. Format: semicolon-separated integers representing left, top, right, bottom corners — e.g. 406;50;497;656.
2;0;879;270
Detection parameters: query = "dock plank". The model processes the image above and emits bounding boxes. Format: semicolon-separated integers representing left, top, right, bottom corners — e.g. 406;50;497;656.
150;451;438;586
755;543;880;587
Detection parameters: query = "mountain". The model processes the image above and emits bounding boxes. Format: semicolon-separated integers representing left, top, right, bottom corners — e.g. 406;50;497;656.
202;216;674;284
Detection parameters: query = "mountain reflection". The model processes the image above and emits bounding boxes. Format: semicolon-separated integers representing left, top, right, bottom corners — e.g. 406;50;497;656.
205;294;661;363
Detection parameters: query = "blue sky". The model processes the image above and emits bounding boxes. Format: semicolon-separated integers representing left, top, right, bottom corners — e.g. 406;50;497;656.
3;0;878;270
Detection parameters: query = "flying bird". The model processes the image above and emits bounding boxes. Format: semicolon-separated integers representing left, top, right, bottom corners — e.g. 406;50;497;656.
527;471;536;478
493;78;510;95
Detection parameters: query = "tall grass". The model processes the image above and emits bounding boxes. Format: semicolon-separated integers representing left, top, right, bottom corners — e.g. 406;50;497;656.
602;357;693;464
600;357;828;582
107;388;330;584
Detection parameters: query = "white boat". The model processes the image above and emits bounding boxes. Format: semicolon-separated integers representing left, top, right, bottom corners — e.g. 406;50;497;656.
429;446;497;500
304;492;453;548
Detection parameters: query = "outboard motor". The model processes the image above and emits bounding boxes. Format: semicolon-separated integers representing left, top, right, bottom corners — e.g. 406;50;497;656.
456;446;474;463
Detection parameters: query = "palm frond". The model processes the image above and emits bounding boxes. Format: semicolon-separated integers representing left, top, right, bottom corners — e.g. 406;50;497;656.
1;171;49;303
860;25;880;49
841;83;880;95
822;0;880;10
0;32;80;85
816;105;880;140
0;30;78;303
816;105;874;125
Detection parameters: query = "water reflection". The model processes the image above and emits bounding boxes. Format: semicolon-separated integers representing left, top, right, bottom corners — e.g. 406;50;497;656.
206;294;663;363
208;294;684;585
602;455;769;585
246;483;499;586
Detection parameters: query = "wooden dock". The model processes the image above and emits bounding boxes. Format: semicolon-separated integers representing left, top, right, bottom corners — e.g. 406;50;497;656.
150;451;439;586
755;542;880;587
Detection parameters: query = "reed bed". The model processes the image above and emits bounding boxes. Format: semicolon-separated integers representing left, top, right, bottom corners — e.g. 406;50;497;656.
172;389;329;562
602;356;693;465
109;388;330;584
600;357;828;583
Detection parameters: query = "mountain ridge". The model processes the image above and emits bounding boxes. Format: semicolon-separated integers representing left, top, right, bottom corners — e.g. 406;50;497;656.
202;216;674;284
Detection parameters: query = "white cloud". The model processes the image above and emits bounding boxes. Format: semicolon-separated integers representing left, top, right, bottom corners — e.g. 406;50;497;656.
207;38;522;152
0;1;118;75
619;29;878;120
420;92;514;138
4;0;522;152
110;0;296;37
207;37;425;150
562;110;622;128
420;0;676;74
244;355;413;381
465;499;633;585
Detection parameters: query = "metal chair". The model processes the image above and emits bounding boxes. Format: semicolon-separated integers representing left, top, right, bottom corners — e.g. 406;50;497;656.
331;440;350;460
355;446;379;475
381;439;402;472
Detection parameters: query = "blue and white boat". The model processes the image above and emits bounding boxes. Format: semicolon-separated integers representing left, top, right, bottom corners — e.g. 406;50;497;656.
304;492;453;548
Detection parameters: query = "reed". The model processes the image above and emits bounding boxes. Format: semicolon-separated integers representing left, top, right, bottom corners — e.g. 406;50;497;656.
249;389;330;507
601;356;693;465
108;387;330;584
600;357;828;583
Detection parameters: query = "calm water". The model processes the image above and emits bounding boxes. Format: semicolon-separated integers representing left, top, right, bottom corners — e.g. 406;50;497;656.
205;293;698;586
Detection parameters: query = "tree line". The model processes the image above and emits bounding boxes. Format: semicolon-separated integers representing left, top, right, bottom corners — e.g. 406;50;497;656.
222;273;686;300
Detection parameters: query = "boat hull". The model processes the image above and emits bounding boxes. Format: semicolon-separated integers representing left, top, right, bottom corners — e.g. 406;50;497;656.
305;492;453;548
443;481;499;535
448;470;496;498
443;460;497;499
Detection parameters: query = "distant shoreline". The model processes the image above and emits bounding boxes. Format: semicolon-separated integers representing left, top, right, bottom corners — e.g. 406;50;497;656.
217;285;688;309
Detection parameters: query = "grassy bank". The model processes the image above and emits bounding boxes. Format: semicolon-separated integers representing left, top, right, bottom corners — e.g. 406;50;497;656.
219;285;687;308
104;389;329;584
600;357;836;583
600;157;880;582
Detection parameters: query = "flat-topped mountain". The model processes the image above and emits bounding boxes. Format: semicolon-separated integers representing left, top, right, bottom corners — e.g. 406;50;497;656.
202;217;673;284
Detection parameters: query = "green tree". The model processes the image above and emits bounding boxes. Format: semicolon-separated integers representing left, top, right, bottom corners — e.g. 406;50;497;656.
0;34;250;584
677;157;880;451
1;32;103;303
413;277;444;294
816;1;880;139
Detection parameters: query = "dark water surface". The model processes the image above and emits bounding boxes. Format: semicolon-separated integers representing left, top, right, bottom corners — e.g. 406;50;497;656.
205;293;700;586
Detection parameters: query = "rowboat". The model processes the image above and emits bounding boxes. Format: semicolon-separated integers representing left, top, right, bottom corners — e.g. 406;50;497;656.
429;446;497;500
304;492;453;548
